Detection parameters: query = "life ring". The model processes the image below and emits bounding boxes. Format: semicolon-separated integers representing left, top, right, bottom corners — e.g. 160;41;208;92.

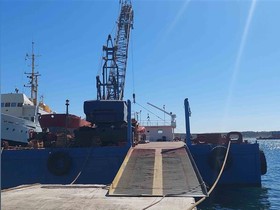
47;151;72;176
209;146;232;172
259;149;267;175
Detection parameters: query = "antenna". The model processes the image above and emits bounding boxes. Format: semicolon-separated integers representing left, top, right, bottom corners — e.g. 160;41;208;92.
24;41;41;105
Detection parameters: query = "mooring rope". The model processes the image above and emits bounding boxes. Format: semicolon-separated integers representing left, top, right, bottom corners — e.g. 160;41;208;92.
70;143;95;185
186;141;232;210
142;141;232;210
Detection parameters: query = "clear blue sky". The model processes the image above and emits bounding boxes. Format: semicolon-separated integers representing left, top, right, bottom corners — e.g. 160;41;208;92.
1;0;279;133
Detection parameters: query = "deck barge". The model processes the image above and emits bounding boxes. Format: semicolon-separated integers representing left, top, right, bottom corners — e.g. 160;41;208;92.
2;142;207;210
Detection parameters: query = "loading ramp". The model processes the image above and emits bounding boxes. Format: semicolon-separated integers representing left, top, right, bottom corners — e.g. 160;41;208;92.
108;142;207;197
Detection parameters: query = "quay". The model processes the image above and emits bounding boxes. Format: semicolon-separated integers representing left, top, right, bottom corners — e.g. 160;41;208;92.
2;184;196;210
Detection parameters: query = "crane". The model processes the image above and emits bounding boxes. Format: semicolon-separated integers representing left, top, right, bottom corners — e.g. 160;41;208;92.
147;102;176;128
84;0;134;125
96;0;134;101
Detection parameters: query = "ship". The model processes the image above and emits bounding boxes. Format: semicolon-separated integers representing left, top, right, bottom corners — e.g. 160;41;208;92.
1;43;52;146
1;0;135;189
1;93;50;146
184;98;267;186
29;100;91;148
1;0;267;192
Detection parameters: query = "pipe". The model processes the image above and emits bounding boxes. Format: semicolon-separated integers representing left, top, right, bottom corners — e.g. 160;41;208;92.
127;100;132;147
184;98;191;146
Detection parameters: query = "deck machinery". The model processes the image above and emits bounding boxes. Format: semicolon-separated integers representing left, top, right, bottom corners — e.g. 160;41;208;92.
81;0;134;147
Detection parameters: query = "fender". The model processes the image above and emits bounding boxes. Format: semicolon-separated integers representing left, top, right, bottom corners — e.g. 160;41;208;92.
209;145;232;172
47;151;72;176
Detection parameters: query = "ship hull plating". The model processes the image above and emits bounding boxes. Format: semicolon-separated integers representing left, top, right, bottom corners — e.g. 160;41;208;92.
1;146;129;189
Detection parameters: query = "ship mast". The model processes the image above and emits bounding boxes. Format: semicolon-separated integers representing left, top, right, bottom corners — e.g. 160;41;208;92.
24;42;41;105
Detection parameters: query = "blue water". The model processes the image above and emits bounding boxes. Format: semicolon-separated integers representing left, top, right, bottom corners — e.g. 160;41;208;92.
198;140;280;210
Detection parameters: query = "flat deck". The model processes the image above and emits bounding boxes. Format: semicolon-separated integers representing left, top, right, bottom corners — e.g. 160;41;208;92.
109;142;207;197
1;184;197;210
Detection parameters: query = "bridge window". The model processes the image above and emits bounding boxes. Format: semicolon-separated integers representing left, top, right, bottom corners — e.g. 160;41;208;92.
11;102;17;107
5;102;10;107
17;103;23;107
1;103;4;107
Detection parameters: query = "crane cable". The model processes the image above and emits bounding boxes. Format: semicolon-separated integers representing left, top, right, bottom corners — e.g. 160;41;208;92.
186;140;232;210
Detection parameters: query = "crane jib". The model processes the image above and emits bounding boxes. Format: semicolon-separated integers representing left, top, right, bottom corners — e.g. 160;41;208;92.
96;1;133;101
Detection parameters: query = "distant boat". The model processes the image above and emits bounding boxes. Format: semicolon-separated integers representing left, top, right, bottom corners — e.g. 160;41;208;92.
33;113;91;147
39;113;90;129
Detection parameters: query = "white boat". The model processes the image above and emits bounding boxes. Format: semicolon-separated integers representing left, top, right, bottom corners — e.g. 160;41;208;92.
1;92;51;145
1;42;52;146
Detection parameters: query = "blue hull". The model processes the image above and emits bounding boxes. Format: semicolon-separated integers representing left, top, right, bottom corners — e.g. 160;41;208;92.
189;143;262;187
1;146;129;189
1;98;266;189
1;142;264;189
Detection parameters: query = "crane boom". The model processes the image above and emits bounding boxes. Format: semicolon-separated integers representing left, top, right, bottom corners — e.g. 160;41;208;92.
147;102;172;116
85;1;133;126
96;0;133;101
147;102;177;128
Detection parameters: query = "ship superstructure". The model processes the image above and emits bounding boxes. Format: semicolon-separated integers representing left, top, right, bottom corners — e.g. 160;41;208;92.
1;42;51;145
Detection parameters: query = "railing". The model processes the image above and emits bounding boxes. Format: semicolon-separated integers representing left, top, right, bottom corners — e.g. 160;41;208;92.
139;120;172;127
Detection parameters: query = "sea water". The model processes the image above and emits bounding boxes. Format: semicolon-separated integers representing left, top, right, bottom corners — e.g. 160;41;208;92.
198;140;280;210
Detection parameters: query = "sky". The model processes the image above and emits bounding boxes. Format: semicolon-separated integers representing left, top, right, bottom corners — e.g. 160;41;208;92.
1;0;279;133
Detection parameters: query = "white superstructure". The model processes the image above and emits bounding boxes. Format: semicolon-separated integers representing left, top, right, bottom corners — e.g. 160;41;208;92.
1;92;51;145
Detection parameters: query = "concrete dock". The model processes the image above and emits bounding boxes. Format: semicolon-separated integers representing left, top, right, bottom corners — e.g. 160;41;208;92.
2;184;197;210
